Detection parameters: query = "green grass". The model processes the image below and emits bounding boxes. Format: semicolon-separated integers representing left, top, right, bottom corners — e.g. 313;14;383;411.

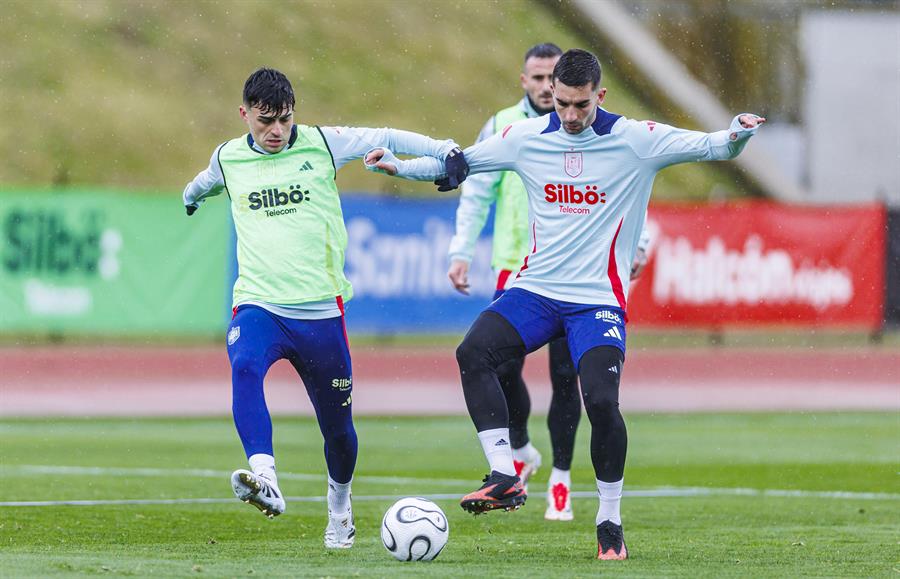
1;0;740;200
1;413;897;577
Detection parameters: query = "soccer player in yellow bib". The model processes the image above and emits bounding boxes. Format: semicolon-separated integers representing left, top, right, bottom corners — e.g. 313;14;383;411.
182;68;466;549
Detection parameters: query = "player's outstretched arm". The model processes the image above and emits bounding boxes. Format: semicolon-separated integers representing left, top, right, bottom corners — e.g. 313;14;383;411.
627;113;765;170
367;121;524;188
364;146;470;194
183;144;227;216
363;147;446;180
321;126;458;173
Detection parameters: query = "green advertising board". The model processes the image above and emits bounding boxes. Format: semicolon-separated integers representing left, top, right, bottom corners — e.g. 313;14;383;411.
0;189;230;337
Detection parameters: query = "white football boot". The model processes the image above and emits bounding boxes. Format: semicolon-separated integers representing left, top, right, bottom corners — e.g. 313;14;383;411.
544;480;574;521
512;446;542;492
324;506;355;549
231;469;285;518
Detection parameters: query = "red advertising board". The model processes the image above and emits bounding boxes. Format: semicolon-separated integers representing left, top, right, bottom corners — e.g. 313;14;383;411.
628;202;886;329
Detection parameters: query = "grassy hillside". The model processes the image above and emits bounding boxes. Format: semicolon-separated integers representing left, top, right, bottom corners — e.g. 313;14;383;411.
1;0;740;199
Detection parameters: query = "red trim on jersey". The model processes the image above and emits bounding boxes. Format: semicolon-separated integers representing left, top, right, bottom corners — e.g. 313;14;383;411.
607;218;627;311
232;307;238;320
516;222;538;279
336;296;351;349
502;125;513;138
495;269;513;291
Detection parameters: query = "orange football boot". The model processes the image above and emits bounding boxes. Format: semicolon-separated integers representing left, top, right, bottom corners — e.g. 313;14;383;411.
459;471;527;514
597;520;628;560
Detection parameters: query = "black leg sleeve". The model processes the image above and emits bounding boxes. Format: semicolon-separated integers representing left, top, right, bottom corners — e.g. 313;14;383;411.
547;336;581;470
578;346;627;482
496;355;530;448
456;311;528;433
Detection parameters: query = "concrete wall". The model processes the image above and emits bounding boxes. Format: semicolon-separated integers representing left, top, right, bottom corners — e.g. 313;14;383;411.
802;11;900;205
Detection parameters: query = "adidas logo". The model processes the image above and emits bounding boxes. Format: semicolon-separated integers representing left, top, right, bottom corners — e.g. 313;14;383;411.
603;326;623;340
495;438;509;447
609;365;618;374
299;160;314;171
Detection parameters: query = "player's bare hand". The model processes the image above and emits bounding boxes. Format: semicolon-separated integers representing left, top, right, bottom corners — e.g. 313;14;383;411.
739;114;766;129
364;148;398;176
448;260;471;295
630;247;648;281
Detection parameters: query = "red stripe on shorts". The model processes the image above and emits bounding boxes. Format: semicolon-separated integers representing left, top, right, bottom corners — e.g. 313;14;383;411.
336;296;351;349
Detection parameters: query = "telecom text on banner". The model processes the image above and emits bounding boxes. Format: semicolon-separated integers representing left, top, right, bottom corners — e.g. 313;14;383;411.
628;202;886;329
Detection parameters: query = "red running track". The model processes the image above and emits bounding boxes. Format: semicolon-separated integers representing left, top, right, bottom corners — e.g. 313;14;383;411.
0;346;897;416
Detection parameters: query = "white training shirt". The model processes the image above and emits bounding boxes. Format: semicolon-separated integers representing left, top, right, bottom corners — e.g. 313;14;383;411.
449;97;652;269
387;109;757;309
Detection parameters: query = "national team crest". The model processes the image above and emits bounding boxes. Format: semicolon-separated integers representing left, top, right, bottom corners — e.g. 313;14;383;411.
564;152;583;177
227;326;240;346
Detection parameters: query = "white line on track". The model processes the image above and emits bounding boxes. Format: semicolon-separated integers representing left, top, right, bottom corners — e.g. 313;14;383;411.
0;465;897;507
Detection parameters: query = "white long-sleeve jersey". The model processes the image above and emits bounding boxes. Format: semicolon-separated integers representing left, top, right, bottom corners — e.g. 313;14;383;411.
448;99;652;268
183;125;456;208
390;109;757;309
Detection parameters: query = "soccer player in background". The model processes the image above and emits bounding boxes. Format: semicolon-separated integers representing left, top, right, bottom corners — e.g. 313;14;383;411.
367;49;764;560
448;43;650;521
181;68;466;549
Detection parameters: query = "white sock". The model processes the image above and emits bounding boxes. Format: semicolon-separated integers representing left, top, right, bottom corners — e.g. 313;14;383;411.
512;441;539;463
549;467;571;488
597;478;623;526
327;476;352;514
477;428;515;476
248;454;277;483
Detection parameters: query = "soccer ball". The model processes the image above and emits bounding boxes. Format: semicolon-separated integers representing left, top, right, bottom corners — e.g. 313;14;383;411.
381;497;449;561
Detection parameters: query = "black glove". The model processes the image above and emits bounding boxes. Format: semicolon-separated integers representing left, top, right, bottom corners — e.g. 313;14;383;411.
434;147;469;192
185;204;198;216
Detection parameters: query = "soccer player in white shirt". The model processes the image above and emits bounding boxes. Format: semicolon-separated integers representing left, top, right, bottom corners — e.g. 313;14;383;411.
448;42;652;523
367;49;764;560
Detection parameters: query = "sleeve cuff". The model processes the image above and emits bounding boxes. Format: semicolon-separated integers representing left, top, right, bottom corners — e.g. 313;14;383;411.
448;252;473;264
728;114;758;140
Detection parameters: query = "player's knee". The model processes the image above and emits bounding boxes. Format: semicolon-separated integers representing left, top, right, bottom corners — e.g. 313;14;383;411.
230;354;265;383
583;395;620;424
455;335;486;372
552;359;578;382
325;425;357;452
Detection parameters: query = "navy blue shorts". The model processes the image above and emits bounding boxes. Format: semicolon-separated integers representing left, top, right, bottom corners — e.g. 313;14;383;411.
227;305;353;409
487;287;627;367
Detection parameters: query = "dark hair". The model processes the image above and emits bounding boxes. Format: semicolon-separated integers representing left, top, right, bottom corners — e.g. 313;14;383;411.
524;42;563;64
552;49;601;89
243;68;295;116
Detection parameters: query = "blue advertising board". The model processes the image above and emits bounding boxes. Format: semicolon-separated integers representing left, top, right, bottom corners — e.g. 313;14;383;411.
340;194;498;334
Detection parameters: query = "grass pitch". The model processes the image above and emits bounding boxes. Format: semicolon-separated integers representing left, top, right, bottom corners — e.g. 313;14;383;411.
1;413;897;577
